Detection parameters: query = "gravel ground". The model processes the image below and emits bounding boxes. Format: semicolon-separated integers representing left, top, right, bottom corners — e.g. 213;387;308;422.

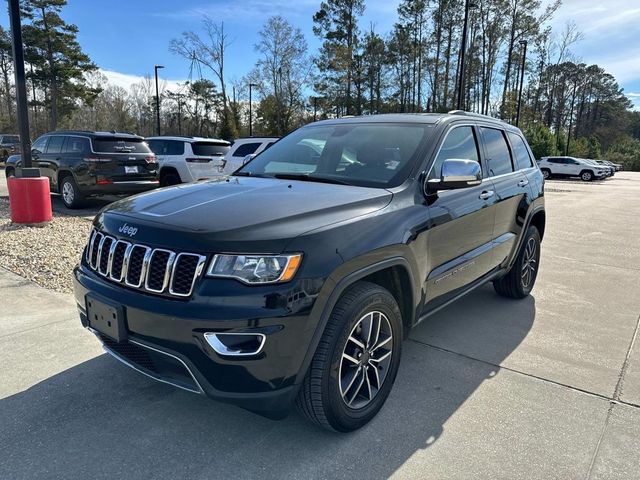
0;198;91;293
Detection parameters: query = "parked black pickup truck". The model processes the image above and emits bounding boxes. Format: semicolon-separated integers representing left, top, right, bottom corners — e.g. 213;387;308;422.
73;111;545;431
5;131;159;208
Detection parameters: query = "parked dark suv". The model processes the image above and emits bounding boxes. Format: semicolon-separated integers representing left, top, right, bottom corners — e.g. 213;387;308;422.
0;134;20;161
73;112;545;431
5;131;159;208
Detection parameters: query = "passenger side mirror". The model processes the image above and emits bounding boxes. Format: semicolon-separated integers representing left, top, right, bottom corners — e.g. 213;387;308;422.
425;158;482;194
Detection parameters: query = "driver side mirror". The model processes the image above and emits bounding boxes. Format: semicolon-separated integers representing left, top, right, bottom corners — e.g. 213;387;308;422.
425;158;482;194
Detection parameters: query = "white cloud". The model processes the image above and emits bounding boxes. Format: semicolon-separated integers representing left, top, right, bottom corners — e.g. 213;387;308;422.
100;69;186;93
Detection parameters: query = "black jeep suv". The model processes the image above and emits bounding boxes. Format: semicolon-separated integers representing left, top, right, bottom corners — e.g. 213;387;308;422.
73;112;545;431
5;131;159;208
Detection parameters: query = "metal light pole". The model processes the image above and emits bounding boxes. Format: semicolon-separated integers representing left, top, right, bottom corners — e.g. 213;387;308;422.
515;40;528;127
8;0;34;175
154;65;164;136
248;83;258;137
456;0;476;110
312;97;318;122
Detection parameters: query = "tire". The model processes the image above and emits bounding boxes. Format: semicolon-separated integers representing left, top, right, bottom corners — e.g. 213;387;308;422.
541;168;551;180
160;170;182;187
580;170;593;182
493;225;541;299
60;175;85;209
296;281;403;432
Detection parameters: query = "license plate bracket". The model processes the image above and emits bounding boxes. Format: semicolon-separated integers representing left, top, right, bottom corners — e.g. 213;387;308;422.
125;166;138;174
86;294;127;342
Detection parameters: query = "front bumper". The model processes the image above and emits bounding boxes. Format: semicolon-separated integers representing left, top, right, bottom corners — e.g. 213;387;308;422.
73;265;321;418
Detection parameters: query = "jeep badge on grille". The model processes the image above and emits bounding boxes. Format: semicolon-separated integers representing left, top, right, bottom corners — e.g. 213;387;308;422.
118;223;138;237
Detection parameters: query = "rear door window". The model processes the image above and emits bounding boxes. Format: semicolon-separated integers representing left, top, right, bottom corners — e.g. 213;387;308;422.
232;142;261;157
165;140;185;155
480;127;514;176
507;132;534;170
191;141;228;157
430;126;480;179
92;137;152;154
45;136;66;154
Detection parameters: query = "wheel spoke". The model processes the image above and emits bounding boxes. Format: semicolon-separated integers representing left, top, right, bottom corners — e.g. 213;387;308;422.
342;367;361;400
371;336;391;353
368;361;381;389
348;335;365;350
347;369;366;405
342;352;359;365
371;349;392;363
365;369;372;400
370;312;381;349
363;313;374;348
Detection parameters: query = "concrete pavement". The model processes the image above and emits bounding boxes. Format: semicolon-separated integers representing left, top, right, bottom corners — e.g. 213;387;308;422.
1;172;640;479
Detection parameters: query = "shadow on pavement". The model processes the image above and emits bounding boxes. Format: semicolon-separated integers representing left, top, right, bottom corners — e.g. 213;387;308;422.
0;285;535;479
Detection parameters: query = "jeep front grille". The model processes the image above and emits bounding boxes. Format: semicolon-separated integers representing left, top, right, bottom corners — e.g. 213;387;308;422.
85;229;206;297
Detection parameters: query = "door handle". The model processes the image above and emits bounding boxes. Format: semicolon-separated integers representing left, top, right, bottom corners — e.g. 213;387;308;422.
479;190;495;200
517;179;529;187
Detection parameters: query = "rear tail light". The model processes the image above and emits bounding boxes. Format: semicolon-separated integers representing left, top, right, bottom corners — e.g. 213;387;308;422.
186;157;212;163
145;156;157;163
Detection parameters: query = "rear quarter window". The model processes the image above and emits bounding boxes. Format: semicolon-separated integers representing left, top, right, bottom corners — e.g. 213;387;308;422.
507;132;534;170
92;137;152;154
65;137;91;154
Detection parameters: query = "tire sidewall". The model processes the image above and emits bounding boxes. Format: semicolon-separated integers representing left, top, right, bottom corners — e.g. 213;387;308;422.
581;171;592;181
324;288;403;431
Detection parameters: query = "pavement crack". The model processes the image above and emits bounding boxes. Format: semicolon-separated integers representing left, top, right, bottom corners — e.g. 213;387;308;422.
585;401;614;480
408;337;640;410
612;312;640;402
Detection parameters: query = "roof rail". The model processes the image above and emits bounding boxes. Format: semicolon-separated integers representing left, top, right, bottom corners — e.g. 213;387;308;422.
447;110;506;123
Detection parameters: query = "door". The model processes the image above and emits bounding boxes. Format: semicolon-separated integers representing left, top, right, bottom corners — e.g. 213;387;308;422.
23;136;49;176
424;125;497;301
479;126;529;268
41;135;66;190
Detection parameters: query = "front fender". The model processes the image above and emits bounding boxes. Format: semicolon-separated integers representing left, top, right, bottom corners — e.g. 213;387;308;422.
294;250;419;385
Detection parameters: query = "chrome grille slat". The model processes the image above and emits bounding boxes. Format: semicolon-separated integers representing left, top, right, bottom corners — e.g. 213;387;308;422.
84;228;204;298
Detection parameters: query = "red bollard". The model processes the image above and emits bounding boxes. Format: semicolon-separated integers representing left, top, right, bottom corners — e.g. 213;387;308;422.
7;176;53;225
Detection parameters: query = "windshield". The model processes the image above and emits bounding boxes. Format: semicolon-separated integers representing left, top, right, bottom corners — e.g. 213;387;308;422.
236;123;431;188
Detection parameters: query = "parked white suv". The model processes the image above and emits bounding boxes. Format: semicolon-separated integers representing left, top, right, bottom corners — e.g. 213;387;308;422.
221;137;279;174
146;136;231;186
537;156;607;181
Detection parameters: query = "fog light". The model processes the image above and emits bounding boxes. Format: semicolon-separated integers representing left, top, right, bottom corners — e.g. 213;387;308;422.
204;332;266;357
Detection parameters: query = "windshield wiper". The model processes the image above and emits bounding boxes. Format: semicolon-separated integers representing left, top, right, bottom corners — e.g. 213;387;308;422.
271;173;351;185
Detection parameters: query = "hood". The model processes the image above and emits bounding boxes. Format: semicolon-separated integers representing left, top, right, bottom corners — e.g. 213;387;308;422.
96;176;393;253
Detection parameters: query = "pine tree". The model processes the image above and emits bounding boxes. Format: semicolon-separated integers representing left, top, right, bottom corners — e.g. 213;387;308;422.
22;0;99;130
313;0;365;116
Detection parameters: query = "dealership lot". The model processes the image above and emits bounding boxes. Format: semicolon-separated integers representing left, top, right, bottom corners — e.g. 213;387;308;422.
1;173;639;479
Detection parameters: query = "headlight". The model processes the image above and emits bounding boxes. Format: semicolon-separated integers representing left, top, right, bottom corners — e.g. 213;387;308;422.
206;254;302;284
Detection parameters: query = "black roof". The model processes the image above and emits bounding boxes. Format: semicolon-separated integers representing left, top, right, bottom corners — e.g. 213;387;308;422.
311;111;520;132
46;130;144;139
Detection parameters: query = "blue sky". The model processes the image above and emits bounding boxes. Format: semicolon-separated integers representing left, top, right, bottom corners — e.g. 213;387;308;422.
5;0;640;108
